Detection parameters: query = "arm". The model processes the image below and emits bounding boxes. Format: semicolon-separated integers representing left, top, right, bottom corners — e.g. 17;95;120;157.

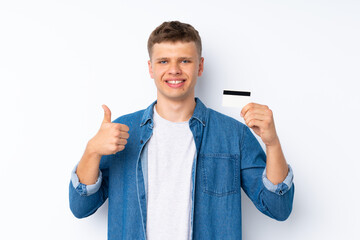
76;105;129;184
69;105;129;218
69;155;110;218
265;138;288;184
240;103;294;221
241;103;288;184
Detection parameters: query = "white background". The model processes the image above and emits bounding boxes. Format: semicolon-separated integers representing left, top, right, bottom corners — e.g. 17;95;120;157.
1;0;359;239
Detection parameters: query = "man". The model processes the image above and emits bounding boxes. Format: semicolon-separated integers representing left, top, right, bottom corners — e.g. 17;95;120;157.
69;21;294;239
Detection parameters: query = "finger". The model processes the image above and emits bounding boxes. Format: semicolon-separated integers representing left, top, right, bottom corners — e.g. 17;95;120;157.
119;124;130;132
113;123;130;132
110;144;125;155
244;108;271;118
102;104;112;123
114;130;130;139
243;113;268;123
119;131;130;139
241;103;269;117
115;138;128;146
246;119;264;129
115;145;125;153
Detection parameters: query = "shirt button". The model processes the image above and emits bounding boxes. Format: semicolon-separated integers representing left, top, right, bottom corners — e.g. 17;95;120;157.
140;140;143;144
279;190;283;195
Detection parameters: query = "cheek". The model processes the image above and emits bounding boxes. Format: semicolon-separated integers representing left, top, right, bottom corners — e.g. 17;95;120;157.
188;66;199;78
153;67;167;78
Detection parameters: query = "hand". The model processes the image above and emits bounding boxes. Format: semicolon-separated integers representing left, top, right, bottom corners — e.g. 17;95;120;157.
240;103;279;146
87;105;130;156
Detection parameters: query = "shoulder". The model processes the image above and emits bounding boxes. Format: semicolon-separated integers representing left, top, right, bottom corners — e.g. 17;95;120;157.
111;100;156;127
112;109;145;127
207;107;246;130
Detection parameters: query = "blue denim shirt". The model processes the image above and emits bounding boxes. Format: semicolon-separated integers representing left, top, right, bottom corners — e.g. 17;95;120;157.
69;98;294;240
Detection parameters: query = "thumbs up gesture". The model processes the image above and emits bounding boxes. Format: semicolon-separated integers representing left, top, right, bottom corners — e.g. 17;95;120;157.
87;105;130;156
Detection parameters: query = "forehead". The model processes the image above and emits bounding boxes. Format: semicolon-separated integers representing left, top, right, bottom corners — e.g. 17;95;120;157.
151;41;198;58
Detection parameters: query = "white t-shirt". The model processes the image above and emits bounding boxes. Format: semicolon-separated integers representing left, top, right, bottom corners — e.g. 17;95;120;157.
146;106;196;240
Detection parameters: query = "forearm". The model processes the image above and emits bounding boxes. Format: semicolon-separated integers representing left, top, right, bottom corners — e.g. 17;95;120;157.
76;142;102;185
265;138;288;185
69;177;107;218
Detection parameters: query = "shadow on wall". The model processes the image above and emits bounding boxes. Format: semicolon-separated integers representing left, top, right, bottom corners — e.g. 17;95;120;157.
195;58;218;105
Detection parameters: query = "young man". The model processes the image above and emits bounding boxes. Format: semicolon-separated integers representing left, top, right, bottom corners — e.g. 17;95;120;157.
69;21;294;240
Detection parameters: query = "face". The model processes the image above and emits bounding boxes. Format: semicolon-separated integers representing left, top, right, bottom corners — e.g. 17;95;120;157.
148;41;204;103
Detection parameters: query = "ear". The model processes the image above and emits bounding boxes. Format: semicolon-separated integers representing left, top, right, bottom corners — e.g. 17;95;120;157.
148;60;154;79
197;57;204;77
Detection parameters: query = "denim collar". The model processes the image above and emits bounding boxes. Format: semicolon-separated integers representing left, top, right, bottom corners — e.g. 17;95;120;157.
140;97;207;127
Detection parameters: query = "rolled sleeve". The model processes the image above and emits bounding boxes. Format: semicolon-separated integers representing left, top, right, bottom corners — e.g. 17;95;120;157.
71;164;103;196
262;164;293;196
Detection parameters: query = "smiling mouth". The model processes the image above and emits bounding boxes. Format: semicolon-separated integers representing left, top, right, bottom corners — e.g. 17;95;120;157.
165;80;185;84
165;79;186;88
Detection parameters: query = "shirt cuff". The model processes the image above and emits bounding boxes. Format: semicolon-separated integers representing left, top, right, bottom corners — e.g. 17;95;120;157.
262;164;293;196
71;164;102;196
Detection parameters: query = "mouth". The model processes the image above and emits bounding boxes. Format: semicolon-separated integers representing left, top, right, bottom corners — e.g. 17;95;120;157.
165;79;186;88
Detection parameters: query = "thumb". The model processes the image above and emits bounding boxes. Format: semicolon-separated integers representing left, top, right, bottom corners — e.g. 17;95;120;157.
102;104;111;123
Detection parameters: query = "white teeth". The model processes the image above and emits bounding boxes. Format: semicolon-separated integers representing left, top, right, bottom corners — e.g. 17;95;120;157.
167;80;184;84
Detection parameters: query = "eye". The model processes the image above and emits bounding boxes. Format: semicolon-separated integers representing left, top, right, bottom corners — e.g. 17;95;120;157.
159;60;167;64
182;60;190;63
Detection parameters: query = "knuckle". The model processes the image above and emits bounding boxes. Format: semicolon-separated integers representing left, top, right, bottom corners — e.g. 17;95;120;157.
110;145;117;153
120;124;129;131
265;121;271;127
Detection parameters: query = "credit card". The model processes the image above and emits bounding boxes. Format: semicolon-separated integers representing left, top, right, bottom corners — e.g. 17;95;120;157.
222;90;251;109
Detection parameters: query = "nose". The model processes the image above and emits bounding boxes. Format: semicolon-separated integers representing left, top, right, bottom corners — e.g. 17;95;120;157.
168;62;181;75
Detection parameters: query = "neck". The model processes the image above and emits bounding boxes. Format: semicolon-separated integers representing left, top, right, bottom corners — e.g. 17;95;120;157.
155;97;196;122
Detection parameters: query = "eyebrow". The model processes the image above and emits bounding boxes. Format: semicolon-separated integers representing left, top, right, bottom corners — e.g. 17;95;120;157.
154;57;194;61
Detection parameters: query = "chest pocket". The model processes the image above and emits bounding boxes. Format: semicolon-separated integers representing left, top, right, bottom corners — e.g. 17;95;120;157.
199;153;239;197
